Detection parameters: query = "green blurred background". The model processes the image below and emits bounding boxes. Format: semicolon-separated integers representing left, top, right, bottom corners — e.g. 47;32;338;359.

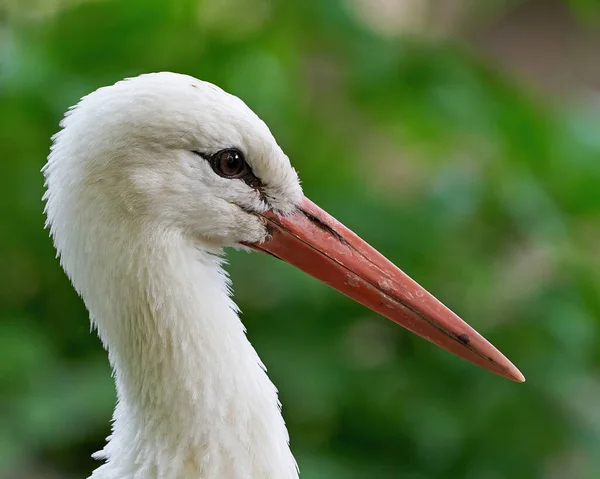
2;0;600;477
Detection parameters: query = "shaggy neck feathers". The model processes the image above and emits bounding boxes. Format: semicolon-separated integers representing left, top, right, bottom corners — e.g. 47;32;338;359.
78;229;297;479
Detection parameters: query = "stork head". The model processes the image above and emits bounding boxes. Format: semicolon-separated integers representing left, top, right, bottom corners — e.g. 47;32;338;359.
44;72;524;383
45;72;301;248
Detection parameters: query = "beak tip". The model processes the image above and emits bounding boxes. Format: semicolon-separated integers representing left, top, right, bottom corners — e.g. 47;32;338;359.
500;360;525;383
511;368;526;383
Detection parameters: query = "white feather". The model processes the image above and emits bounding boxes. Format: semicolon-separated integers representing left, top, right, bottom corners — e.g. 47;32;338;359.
43;72;302;479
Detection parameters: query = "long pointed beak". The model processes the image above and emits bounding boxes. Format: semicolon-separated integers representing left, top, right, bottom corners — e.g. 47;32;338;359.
249;196;524;382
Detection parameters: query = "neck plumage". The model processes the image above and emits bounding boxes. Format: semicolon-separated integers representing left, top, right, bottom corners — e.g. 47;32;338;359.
81;230;297;479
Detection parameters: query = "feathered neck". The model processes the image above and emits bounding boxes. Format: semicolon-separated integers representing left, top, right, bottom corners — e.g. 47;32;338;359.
77;230;298;479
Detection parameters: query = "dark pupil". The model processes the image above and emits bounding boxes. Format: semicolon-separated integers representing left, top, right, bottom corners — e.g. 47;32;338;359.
219;151;243;175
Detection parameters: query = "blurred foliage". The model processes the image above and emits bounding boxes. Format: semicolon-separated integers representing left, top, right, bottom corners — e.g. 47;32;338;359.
2;0;600;478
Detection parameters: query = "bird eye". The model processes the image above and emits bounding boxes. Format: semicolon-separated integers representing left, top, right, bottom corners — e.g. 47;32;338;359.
193;148;262;189
211;149;248;178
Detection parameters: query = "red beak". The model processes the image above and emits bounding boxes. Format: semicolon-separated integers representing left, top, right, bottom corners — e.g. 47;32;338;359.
249;196;524;382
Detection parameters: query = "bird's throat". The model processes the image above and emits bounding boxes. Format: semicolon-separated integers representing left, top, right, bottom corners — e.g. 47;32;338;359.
87;239;298;479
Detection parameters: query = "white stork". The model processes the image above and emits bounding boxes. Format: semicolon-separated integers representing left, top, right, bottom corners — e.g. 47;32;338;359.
43;72;524;479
